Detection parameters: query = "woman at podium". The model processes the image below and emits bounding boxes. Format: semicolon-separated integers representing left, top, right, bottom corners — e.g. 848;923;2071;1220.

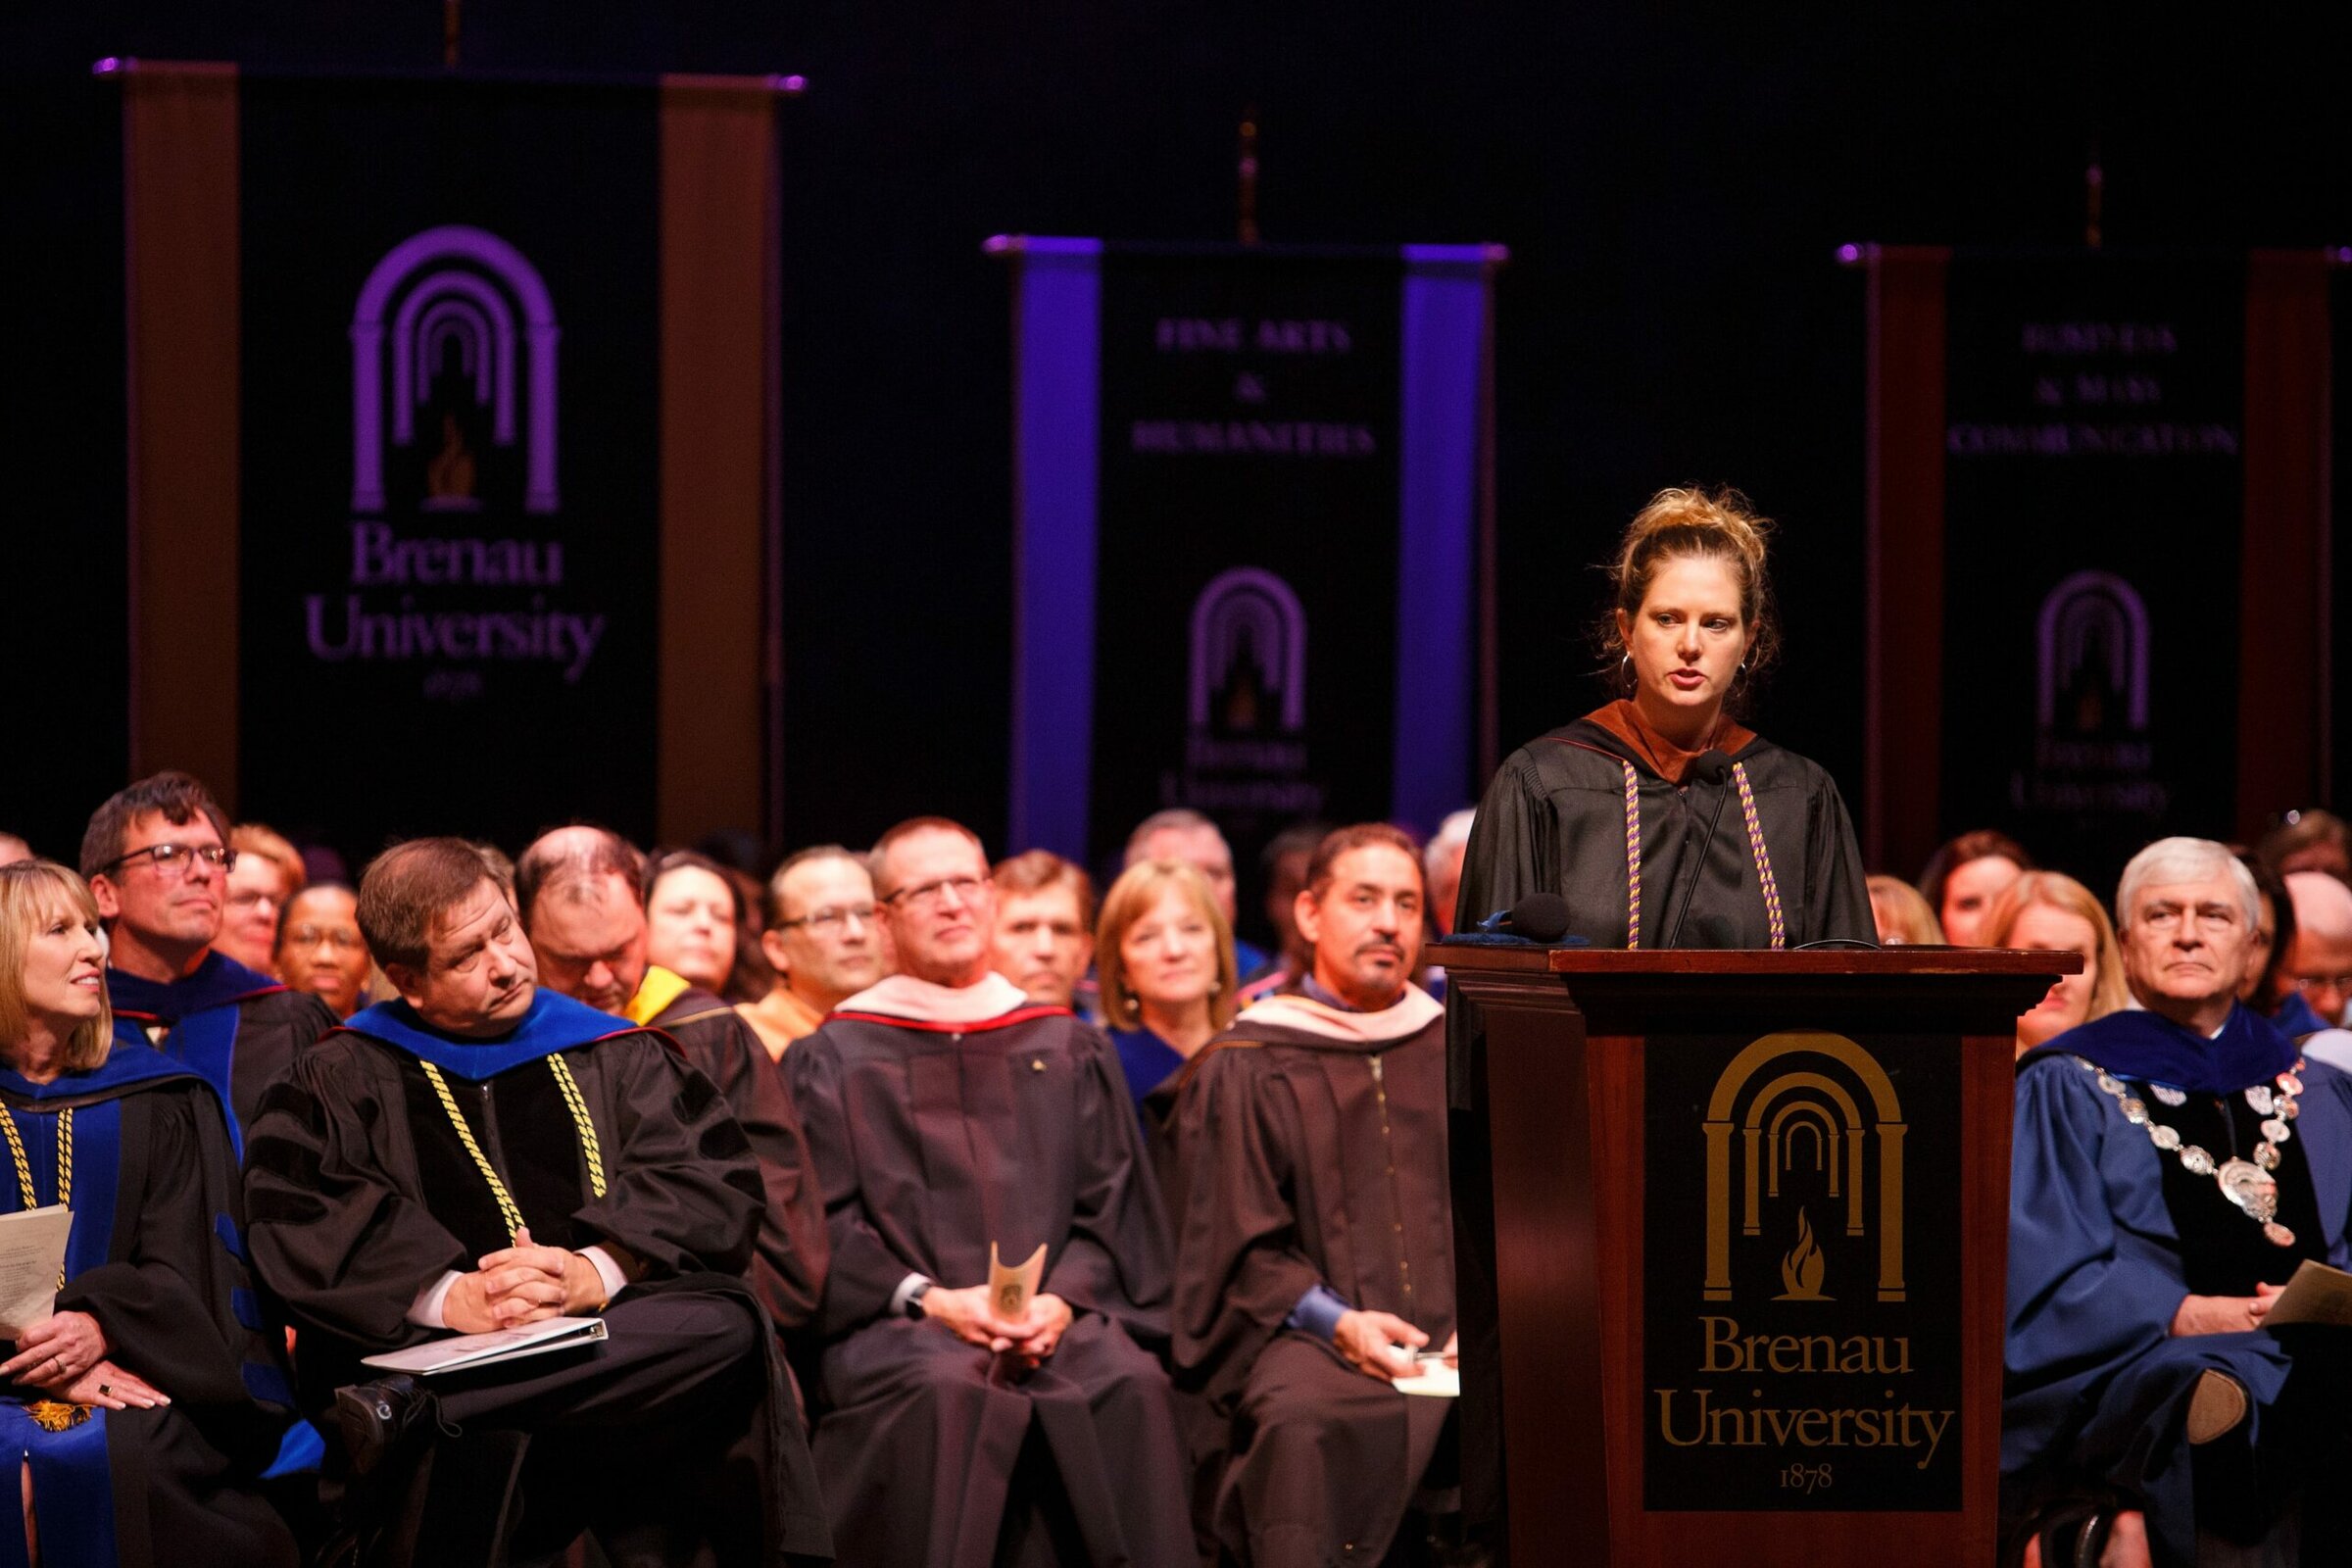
1455;486;1872;951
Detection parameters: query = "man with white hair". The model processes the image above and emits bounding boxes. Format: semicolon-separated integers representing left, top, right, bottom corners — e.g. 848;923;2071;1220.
2004;837;2352;1565
1424;807;1476;936
2283;870;2352;1070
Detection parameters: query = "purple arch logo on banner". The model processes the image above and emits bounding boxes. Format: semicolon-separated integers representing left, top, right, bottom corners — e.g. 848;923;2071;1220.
2017;569;2165;820
307;223;607;695
349;223;561;517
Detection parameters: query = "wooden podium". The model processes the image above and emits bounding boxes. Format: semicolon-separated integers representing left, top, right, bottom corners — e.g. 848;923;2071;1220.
1436;945;2076;1567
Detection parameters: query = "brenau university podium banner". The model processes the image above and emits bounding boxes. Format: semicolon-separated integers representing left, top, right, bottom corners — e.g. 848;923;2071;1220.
115;62;791;859
996;238;1502;877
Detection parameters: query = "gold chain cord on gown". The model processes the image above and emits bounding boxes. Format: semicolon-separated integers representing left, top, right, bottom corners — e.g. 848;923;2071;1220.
1618;759;1787;951
3;1103;89;1432
417;1054;608;1246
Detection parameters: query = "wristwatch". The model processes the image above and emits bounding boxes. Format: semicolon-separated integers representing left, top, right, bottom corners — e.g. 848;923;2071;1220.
905;1280;934;1320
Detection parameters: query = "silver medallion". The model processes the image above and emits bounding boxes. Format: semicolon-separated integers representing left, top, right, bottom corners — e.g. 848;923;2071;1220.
2263;1221;2297;1249
2181;1146;2217;1176
2096;1072;2125;1096
2120;1097;2149;1124
2246;1084;2276;1115
2150;1084;2188;1106
2261;1117;2290;1145
2278;1072;2304;1096
2150;1124;2181;1151
2217;1158;2278;1221
2257;1144;2280;1171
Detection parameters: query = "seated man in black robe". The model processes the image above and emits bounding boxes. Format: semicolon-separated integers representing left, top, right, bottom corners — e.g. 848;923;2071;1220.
517;824;827;1335
81;771;339;1138
1170;823;1454;1568
786;815;1192;1568
242;837;828;1565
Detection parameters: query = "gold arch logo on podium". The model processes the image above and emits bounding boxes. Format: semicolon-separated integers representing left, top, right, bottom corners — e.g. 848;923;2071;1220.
1701;1030;1907;1302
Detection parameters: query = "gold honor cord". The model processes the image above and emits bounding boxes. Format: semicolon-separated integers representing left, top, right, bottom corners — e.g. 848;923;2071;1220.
0;1106;73;1282
418;1054;608;1246
3;1104;88;1433
545;1054;608;1200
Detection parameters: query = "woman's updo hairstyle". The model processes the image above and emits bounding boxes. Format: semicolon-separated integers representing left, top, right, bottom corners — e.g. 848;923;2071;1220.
1598;485;1781;691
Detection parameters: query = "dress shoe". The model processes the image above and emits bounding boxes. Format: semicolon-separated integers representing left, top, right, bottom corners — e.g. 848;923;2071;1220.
2184;1368;2249;1446
335;1373;439;1476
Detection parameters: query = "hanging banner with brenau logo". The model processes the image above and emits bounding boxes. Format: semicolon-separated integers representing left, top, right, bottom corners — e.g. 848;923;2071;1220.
998;238;1501;877
115;64;788;862
1858;247;2333;888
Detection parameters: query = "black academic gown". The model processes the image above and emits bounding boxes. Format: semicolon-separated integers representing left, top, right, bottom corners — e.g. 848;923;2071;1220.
647;982;830;1334
1171;992;1454;1568
1;1045;297;1568
1446;715;1874;1554
786;977;1193;1568
242;990;830;1565
107;952;339;1141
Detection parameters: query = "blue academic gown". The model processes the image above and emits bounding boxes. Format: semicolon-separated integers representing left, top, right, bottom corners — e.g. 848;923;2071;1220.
2005;1004;2352;1563
0;1044;298;1568
105;952;337;1150
1109;1027;1187;1133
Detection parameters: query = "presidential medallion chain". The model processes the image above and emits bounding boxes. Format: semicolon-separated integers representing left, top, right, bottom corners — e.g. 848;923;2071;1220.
2090;1057;2306;1248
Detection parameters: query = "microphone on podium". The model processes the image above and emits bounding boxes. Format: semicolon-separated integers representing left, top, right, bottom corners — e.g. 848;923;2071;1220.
1472;891;1574;944
1664;749;1735;950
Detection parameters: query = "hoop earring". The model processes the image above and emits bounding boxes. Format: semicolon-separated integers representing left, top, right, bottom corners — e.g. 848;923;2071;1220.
1619;653;1634;694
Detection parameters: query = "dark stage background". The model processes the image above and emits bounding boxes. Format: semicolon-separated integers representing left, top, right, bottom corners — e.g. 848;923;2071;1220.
5;5;2348;900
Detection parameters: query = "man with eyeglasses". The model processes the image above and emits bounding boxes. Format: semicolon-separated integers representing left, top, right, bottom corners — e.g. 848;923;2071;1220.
739;844;888;1058
2283;871;2352;1073
785;815;1192;1568
80;771;338;1137
515;824;828;1342
273;882;375;1017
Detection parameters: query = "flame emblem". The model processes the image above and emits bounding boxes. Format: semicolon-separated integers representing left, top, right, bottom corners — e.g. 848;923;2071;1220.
1775;1207;1830;1300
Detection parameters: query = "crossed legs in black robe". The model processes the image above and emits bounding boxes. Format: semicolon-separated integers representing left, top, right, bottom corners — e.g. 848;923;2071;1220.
367;1287;767;1567
812;1312;1192;1568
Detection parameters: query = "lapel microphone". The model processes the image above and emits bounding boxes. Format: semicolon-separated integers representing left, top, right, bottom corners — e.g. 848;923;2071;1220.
1664;749;1735;949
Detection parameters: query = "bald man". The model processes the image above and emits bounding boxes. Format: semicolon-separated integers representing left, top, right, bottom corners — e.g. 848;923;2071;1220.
2286;871;2352;1071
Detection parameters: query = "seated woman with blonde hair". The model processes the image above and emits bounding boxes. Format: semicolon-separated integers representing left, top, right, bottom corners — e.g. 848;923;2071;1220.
1979;871;2130;1056
1097;859;1239;1135
0;860;295;1567
1867;874;1944;946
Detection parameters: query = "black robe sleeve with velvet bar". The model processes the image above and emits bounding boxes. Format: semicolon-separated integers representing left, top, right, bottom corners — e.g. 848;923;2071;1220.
650;988;829;1333
1170;1016;1454;1566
